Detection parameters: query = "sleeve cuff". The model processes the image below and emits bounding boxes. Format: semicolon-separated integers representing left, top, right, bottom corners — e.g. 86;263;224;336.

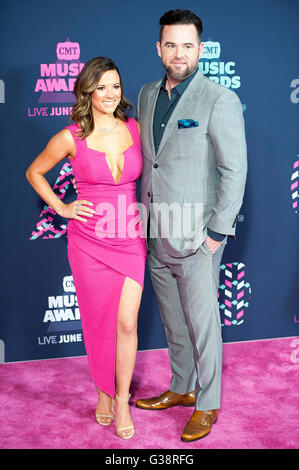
207;227;226;242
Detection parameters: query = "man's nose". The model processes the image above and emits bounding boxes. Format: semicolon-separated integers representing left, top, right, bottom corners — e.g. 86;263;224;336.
175;46;184;57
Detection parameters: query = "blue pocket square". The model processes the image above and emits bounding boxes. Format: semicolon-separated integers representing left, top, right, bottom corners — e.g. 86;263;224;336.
178;119;199;129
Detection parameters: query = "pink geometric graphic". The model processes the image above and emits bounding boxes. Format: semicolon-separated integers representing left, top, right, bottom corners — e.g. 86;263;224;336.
29;162;73;240
291;159;299;212
218;262;251;326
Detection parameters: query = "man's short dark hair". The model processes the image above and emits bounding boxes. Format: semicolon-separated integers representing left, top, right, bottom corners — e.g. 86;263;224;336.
159;9;203;43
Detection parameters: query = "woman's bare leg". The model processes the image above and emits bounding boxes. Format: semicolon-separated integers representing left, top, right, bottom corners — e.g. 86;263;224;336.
115;277;142;437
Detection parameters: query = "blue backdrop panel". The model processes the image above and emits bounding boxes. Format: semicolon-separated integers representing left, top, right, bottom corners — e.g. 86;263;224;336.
0;0;298;363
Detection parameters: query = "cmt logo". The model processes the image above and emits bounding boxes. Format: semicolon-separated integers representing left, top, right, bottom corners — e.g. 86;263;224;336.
0;79;4;103
28;37;84;116
56;40;80;60
42;275;81;327
199;39;241;90
218;262;251;326
202;41;221;59
37;275;83;347
63;275;76;293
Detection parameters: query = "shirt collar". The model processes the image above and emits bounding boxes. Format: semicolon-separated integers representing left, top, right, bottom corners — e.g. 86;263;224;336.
160;66;198;95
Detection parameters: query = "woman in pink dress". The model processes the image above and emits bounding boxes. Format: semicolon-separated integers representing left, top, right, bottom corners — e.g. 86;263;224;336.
26;57;147;439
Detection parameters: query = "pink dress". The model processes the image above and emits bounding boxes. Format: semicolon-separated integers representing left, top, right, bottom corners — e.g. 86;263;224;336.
65;118;146;397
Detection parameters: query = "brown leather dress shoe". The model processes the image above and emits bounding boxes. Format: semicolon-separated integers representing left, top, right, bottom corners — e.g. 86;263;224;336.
181;409;218;442
135;390;195;410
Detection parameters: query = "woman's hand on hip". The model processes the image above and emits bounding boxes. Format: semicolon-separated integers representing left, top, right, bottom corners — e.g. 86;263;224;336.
58;200;95;222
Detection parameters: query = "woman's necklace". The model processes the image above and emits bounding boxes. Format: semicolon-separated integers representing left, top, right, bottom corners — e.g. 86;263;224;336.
100;120;118;132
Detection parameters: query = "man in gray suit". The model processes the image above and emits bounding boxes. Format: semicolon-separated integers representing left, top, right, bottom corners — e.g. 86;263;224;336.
136;9;247;441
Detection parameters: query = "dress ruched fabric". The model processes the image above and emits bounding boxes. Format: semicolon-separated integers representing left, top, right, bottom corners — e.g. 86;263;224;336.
66;118;146;397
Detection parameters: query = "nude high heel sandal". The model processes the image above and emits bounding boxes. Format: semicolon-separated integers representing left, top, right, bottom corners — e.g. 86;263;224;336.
115;393;135;439
95;398;115;426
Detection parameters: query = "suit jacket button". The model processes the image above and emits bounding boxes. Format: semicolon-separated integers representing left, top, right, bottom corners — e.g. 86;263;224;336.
153;163;158;168
147;192;151;197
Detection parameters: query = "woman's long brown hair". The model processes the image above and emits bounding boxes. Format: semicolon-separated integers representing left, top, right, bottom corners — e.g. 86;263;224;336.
70;57;133;139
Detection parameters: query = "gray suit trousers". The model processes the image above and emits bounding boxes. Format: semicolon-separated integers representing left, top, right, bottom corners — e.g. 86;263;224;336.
148;235;227;410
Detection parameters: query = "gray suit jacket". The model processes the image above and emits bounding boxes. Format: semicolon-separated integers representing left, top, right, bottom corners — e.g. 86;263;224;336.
137;70;247;257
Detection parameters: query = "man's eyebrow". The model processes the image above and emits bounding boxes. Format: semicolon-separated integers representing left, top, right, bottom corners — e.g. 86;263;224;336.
164;41;195;46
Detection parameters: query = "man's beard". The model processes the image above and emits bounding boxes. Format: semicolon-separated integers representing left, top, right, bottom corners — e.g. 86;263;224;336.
164;60;197;81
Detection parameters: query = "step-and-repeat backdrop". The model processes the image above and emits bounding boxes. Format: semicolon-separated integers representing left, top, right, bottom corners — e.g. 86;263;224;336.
0;0;298;363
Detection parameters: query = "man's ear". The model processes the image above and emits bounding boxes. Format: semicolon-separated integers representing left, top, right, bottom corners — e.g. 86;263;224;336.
198;42;205;61
156;41;162;58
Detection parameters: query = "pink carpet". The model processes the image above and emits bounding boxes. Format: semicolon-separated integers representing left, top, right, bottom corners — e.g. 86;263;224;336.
0;337;298;449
